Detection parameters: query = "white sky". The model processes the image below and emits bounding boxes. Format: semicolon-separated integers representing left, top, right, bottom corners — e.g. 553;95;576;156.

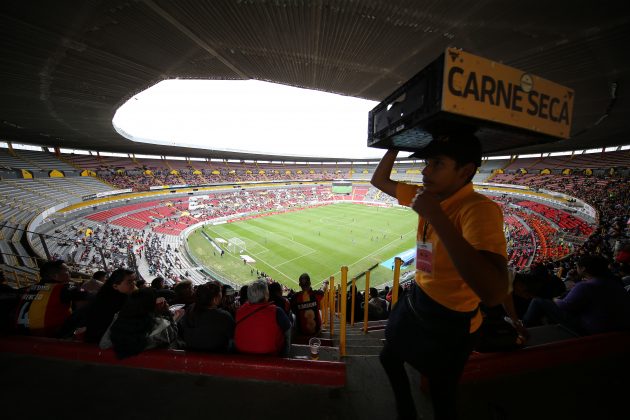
113;79;400;159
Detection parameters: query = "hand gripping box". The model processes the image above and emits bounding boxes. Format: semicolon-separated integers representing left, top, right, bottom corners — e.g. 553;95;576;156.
367;48;575;154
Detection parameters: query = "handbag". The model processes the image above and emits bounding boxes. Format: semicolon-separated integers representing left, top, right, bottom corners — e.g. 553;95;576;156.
474;318;524;352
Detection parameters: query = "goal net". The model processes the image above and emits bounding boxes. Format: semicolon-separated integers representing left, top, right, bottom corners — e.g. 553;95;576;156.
227;237;246;254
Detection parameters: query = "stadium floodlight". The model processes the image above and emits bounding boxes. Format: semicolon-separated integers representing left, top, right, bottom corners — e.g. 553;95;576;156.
227;237;246;254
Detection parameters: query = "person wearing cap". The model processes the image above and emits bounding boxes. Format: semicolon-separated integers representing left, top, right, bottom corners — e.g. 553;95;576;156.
371;133;508;420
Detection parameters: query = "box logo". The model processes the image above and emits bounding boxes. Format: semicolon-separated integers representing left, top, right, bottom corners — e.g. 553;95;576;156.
442;48;574;139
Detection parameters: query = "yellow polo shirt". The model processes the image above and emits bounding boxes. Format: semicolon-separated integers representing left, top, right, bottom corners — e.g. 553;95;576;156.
397;182;507;332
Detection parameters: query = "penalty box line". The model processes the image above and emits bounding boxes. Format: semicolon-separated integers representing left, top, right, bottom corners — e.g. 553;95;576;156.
246;251;300;287
204;226;300;287
234;222;316;255
205;225;271;255
274;249;317;268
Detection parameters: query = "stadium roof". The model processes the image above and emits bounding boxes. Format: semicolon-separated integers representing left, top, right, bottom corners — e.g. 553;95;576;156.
1;1;629;161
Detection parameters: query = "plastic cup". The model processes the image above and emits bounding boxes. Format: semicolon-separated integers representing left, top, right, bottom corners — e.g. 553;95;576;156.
309;337;321;360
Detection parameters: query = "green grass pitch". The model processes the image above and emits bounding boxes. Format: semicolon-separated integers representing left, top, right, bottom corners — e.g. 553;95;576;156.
186;203;417;289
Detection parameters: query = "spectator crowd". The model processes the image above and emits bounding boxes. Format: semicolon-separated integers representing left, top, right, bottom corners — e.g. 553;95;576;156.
1;171;628;362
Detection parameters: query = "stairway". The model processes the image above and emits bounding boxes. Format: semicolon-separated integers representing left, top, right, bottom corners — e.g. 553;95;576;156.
318;316;435;419
320;317;387;357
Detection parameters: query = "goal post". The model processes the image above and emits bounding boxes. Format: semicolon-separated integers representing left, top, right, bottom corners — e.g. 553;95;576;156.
227;237;246;254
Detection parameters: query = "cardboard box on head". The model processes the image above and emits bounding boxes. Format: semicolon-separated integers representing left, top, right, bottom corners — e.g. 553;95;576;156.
367;48;575;154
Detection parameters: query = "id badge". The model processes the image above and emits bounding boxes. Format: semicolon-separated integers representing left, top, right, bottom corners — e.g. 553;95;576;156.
416;241;433;274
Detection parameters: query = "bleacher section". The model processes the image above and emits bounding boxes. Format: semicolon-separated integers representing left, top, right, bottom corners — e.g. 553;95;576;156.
0;177;112;267
28;185;395;283
4;182;599;279
60;153;103;170
0;178;112;213
86;200;164;222
0;145;623;279
0;148;31;169
351;186;369;201
491;194;589;266
480;158;510;172
0;146;626;189
27;181;599;284
516;200;593;236
13;149;75;171
491;151;630;177
67;155;430;190
472;173;490;183
503;214;534;269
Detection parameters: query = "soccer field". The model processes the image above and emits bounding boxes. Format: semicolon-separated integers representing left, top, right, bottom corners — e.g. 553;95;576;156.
187;203;418;289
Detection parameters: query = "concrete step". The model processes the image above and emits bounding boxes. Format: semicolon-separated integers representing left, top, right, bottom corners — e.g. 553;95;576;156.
325;329;386;357
343;330;385;341
345;344;384;356
323;319;388;329
323;343;380;352
289;344;340;361
322;324;386;335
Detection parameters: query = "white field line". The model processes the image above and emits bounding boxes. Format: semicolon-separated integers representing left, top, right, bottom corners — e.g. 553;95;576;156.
238;222;316;255
317;210;408;237
245;252;300;287
315;228;416;287
202;228;302;286
203;225;301;288
264;230;316;254
275;249;317;268
204;206;415;288
205;225;271;255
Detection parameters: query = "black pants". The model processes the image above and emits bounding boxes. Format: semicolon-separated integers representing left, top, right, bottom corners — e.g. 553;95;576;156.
379;285;477;420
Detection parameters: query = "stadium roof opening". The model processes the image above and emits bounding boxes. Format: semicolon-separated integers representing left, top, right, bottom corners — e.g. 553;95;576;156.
113;79;385;159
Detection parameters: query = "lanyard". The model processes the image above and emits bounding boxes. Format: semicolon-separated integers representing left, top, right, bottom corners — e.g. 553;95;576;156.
422;220;429;244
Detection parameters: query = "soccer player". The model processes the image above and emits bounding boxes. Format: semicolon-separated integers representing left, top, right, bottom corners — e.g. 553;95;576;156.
371;133;509;420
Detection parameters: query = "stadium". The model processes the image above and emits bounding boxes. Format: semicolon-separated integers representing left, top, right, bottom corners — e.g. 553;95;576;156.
1;2;629;420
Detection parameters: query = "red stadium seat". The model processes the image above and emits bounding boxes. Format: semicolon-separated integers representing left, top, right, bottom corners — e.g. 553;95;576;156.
0;336;346;387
